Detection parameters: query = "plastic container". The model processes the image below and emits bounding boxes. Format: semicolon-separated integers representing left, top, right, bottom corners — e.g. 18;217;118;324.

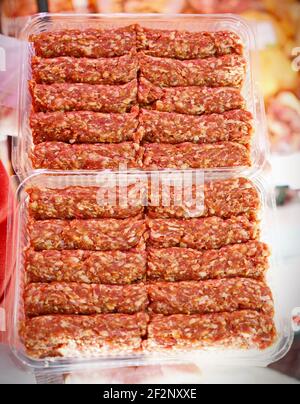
5;169;293;374
13;12;268;180
4;13;293;377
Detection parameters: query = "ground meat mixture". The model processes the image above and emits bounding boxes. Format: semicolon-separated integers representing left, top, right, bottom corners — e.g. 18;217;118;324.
27;184;146;220
31;142;142;170
30;80;138;113
21;313;149;359
137;27;244;59
139;78;245;115
139;53;246;88
147;216;260;250
138;109;253;145
28;217;146;251
143;142;251;169
24;282;149;316
31;54;138;85
147;177;260;220
147;241;270;282
30;25;137;58
30;108;139;144
145;311;276;351
147;278;274;316
25;247;147;285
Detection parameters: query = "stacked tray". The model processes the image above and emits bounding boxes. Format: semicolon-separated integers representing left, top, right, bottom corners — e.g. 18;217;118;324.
7;14;293;373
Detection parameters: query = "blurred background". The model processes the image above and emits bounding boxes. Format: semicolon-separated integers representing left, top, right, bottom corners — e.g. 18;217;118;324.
0;0;299;384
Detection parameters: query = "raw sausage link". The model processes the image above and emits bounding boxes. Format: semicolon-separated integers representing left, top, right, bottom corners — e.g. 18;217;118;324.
139;78;245;115
137;27;244;59
139;53;246;88
30;80;138;113
145;311;276;351
138;109;253;145
32;54;138;85
27;184;146;220
24;282;149;316
30;109;139;144
147;177;260;220
21;313;149;359
30;26;137;58
147;241;270;282
143;142;251;169
147;215;260;250
147;278;274;315
31;142;142;170
28;217;146;251
25;247;147;285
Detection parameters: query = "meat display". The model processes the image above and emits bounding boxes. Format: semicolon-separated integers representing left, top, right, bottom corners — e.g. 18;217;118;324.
19;24;277;360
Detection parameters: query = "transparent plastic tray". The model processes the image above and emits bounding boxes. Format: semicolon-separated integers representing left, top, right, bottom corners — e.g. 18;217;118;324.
13;12;269;180
5;170;293;374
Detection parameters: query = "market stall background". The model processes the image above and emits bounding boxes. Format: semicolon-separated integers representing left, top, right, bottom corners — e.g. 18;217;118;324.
0;0;299;384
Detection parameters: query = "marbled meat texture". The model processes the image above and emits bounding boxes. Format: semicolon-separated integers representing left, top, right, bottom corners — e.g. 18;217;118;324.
30;109;139;144
25;248;147;285
143;142;251;169
24;282;149;316
139;78;245;115
147;279;274;316
147;241;270;282
148;177;260;220
147;216;259;250
21;313;149;359
29;80;137;113
146;311;276;351
30;25;137;58
32;54;138;85
138;109;253;145
27;184;146;220
28;217;146;251
31;142;142;170
137;27;244;60
139;53;246;88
